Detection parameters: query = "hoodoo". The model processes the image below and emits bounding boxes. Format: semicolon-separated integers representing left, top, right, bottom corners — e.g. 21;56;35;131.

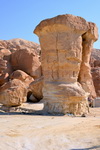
34;14;98;115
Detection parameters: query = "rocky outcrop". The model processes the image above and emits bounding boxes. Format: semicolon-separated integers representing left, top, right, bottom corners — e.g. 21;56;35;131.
0;79;27;106
0;38;41;54
34;14;98;115
0;39;42;106
0;39;41;81
78;23;98;98
90;49;100;97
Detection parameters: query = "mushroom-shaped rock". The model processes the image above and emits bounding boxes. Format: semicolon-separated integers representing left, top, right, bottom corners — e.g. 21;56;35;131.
34;14;94;115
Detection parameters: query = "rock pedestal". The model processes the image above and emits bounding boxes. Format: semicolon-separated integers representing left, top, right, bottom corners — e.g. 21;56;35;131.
34;14;98;115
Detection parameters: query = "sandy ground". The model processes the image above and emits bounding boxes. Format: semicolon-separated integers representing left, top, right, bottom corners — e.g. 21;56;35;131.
0;104;100;150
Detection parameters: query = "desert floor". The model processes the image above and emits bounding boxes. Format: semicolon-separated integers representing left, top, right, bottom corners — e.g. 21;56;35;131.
0;103;100;150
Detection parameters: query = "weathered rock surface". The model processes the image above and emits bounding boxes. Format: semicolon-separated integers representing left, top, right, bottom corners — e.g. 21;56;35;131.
0;59;8;86
0;58;12;86
0;38;41;79
10;70;34;87
0;38;41;54
91;67;100;97
29;76;43;101
90;49;100;67
34;14;98;115
90;49;100;97
29;77;43;101
0;48;12;86
0;79;27;106
10;47;42;79
78;23;98;98
0;38;42;106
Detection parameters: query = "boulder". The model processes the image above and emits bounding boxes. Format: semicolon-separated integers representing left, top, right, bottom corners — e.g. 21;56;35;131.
29;76;43;101
10;48;42;79
0;79;27;106
10;70;34;87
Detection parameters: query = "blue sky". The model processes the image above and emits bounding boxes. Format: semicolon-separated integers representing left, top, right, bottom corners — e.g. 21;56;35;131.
0;0;100;48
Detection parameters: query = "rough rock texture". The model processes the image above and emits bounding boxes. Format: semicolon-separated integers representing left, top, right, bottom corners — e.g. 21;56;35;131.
29;76;43;101
0;38;42;106
78;23;98;98
90;49;100;97
90;49;100;67
10;47;42;79
0;79;27;106
0;58;12;86
91;67;100;97
0;38;41;54
10;70;34;87
0;48;13;86
34;14;98;115
0;38;41;79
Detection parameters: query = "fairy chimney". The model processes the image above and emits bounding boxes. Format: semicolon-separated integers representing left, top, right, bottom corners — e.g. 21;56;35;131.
34;14;98;115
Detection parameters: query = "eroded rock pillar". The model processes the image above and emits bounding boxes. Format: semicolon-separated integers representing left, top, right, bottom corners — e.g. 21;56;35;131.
78;22;98;98
34;14;93;115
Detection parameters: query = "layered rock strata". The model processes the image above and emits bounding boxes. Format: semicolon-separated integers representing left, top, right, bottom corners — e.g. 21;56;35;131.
34;14;98;115
78;23;98;98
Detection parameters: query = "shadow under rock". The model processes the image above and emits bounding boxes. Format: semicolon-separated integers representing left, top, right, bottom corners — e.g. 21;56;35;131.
71;145;100;150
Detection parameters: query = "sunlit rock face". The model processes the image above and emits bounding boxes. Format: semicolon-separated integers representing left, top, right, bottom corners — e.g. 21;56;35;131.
34;14;98;115
78;22;98;98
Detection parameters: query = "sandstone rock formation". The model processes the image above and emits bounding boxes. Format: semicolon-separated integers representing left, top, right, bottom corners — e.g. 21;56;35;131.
91;67;100;97
90;49;100;97
29;76;43;101
0;59;8;86
78;23;98;98
0;79;27;106
0;39;42;106
10;70;34;87
0;38;41;54
34;14;98;115
10;48;42;79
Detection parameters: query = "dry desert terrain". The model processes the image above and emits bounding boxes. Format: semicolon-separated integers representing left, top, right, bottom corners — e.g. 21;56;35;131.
0;103;100;150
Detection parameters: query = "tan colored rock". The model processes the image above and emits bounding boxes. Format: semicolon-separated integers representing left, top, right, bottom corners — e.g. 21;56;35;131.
78;23;98;98
90;49;100;97
0;79;27;106
10;70;34;87
10;47;42;79
0;40;8;50
7;38;41;54
34;14;94;115
0;48;12;86
91;67;100;97
29;76;43;101
0;58;12;86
